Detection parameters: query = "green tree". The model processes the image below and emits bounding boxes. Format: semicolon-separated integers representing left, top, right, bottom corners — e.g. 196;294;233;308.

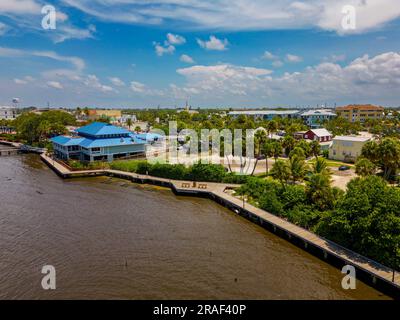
271;160;291;188
310;140;321;159
355;158;376;177
289;155;307;183
282;135;296;156
315;176;400;269
312;157;330;176
126;118;133;130
306;173;335;211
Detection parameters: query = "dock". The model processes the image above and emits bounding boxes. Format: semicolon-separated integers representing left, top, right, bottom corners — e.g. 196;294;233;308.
40;153;400;299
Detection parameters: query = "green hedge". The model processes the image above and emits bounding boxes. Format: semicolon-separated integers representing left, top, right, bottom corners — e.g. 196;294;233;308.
110;160;248;183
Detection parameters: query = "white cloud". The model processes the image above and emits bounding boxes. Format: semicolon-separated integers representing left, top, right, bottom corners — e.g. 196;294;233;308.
130;81;164;96
262;51;278;60
130;81;146;93
154;42;175;56
54;24;96;43
109;77;125;86
180;54;195;64
172;52;400;104
47;81;63;90
84;75;115;92
166;33;186;45
286;54;303;63
61;0;400;34
0;46;85;71
197;36;229;51
175;64;272;97
14;76;34;84
0;0;41;14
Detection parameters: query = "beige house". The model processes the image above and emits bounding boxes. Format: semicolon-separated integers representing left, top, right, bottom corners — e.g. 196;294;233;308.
88;109;122;121
329;136;372;163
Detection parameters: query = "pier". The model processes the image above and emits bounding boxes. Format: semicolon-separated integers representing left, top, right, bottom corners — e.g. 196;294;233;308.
40;153;400;299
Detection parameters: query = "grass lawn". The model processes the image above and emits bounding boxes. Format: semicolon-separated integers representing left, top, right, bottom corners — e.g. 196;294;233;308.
307;158;355;168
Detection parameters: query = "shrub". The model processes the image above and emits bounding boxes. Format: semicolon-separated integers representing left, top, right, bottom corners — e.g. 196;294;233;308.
187;163;227;182
259;190;283;216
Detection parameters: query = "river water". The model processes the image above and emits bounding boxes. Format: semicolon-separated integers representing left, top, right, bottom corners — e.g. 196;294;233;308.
0;154;389;299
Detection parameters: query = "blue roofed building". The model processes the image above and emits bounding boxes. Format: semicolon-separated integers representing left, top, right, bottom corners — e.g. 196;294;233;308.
51;122;147;162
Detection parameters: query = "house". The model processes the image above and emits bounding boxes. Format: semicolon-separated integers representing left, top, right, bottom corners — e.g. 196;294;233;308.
51;122;146;162
116;114;137;126
87;109;122;122
329;135;372;163
336;104;384;123
0;106;18;120
300;109;336;128
303;129;333;143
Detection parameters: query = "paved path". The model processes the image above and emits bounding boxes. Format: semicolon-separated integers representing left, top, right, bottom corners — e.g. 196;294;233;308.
40;153;399;294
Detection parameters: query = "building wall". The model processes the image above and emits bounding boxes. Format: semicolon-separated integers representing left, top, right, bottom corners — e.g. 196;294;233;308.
329;140;368;162
336;106;384;123
0;107;18;120
88;109;122;120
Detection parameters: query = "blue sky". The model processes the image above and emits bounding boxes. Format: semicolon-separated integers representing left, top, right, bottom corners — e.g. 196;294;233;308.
1;0;400;108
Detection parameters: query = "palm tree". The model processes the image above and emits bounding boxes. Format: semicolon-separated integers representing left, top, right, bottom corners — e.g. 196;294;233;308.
310;140;321;159
250;130;268;175
355;158;376;177
270;140;282;163
266;120;278;138
262;141;274;175
306;173;333;210
271;159;291;189
126;118;133;130
312;157;330;176
289;155;307;183
282;135;296;156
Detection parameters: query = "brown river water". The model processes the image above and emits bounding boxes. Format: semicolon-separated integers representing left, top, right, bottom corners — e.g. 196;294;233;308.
0;153;389;299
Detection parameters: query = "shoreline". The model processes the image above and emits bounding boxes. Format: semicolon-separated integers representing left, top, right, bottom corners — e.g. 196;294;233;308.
39;153;400;299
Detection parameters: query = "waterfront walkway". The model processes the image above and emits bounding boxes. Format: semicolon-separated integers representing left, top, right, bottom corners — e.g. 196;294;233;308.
40;153;399;298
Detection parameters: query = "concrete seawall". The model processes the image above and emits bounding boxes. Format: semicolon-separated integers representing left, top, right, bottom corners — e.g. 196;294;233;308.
40;153;400;299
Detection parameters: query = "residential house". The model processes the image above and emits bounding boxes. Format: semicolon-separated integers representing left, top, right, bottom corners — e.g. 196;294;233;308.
329;135;372;163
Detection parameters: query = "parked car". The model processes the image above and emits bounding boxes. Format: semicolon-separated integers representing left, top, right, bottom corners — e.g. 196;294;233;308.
339;165;351;171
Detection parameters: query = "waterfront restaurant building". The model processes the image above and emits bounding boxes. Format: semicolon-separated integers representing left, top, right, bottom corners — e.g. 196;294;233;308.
51;122;146;162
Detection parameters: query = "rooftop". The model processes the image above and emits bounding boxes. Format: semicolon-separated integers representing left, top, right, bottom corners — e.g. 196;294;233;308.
51;134;146;148
333;135;372;142
309;128;332;137
336;104;384;111
300;109;336;116
75;122;131;137
228;110;300;115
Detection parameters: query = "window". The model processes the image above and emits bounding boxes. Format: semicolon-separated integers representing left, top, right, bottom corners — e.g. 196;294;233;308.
91;147;101;153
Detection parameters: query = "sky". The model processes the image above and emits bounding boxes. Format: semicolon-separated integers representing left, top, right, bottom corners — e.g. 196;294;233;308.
0;0;400;109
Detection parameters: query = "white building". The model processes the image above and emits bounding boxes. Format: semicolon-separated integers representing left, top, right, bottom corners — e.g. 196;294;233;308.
228;110;300;121
300;109;336;128
0;106;18;120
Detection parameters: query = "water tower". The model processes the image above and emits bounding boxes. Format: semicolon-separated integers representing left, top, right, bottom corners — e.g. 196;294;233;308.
12;98;20;108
